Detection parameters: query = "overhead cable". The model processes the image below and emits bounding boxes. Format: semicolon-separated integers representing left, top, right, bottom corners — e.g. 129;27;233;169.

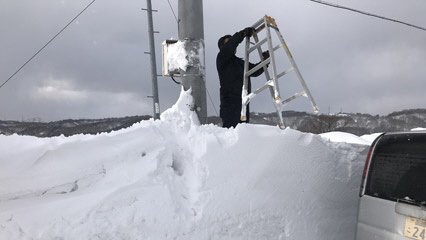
0;0;97;90
309;0;426;32
166;0;178;24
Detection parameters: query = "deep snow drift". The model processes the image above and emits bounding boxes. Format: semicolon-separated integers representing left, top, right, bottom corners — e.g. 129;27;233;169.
0;90;375;239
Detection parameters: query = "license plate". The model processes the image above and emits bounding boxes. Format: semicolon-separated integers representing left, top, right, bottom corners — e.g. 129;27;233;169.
404;216;426;240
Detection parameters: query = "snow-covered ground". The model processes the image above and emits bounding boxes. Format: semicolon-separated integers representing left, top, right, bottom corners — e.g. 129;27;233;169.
0;90;379;239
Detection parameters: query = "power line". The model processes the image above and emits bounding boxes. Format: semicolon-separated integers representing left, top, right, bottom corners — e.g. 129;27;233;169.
309;0;426;32
0;0;97;90
166;0;178;24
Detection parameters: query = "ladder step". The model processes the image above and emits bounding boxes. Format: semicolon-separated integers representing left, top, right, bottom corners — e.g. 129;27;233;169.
277;67;294;79
251;17;266;29
252;80;274;95
273;44;281;52
248;38;268;54
281;91;306;105
245;58;271;77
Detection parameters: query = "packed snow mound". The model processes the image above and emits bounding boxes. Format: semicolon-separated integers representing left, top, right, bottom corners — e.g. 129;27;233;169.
0;90;371;239
320;131;372;145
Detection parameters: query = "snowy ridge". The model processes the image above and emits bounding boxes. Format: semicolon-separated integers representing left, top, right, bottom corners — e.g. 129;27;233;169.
0;90;372;239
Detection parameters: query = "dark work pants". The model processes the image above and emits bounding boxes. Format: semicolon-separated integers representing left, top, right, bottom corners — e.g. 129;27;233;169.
220;100;250;128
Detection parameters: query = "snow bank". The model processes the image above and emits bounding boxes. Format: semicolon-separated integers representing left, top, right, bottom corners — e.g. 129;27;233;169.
0;90;371;239
320;131;371;145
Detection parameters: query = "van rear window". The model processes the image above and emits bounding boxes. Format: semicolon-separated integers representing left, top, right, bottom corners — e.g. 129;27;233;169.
365;133;426;202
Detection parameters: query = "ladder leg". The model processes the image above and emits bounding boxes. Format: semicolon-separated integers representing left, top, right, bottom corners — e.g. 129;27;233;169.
274;28;319;112
265;18;286;128
252;29;279;119
241;36;251;122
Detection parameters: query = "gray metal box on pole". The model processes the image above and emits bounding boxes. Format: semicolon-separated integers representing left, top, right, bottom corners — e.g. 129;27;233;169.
178;0;207;124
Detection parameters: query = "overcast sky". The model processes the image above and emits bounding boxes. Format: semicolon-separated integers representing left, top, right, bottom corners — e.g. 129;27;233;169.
1;0;425;121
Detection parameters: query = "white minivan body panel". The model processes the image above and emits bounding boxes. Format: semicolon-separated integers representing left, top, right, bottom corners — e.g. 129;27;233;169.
355;131;426;240
355;196;420;240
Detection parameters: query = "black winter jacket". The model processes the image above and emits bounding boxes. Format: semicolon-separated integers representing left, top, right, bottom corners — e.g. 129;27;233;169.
216;30;264;127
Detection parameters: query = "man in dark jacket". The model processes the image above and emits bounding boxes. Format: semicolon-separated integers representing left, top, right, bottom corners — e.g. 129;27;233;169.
216;27;269;128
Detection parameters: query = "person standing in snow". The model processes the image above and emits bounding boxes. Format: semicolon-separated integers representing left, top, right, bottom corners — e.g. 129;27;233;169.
216;27;269;128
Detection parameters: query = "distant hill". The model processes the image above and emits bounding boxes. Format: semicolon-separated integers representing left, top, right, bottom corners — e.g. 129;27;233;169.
1;109;425;137
249;108;426;135
0;116;151;137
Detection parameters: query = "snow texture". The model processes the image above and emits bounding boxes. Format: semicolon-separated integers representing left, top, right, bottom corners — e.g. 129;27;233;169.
167;40;188;73
0;89;374;239
166;40;205;75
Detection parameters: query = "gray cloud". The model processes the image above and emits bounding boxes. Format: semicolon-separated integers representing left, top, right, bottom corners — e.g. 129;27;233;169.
1;0;425;121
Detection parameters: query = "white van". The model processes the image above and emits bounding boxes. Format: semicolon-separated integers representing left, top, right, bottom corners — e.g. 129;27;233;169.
355;131;426;240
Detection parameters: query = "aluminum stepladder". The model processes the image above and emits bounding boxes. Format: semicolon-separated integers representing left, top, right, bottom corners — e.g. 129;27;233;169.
240;15;319;129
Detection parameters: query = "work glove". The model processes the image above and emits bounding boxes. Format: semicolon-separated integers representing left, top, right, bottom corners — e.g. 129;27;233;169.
262;51;270;60
243;27;255;37
262;51;270;67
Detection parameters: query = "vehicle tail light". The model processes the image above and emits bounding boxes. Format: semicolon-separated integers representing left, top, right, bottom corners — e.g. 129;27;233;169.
359;144;375;197
362;146;374;178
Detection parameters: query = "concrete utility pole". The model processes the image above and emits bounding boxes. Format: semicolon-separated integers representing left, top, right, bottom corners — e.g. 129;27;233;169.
178;0;207;124
144;0;160;120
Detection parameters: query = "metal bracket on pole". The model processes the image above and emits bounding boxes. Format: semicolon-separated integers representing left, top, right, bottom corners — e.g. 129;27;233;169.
241;15;319;129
